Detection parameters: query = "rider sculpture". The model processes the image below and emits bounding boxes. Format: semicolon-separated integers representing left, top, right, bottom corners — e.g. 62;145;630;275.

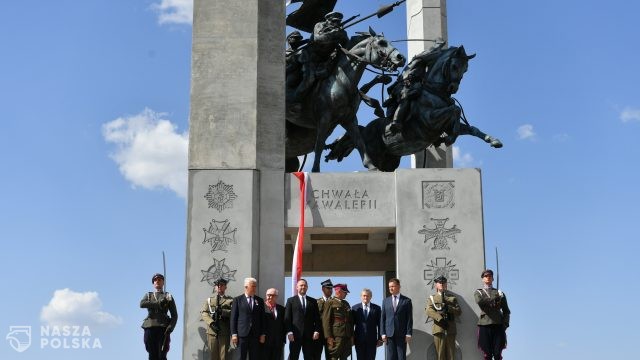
386;41;445;134
293;11;348;102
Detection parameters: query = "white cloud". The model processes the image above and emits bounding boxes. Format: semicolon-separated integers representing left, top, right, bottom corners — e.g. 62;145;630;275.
41;289;122;327
452;145;474;167
517;124;536;140
152;0;193;25
102;108;188;198
620;107;640;123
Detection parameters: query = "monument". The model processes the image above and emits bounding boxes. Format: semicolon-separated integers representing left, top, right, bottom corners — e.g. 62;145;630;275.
183;1;502;359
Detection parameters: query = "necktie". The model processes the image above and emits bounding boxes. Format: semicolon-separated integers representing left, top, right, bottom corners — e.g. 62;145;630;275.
302;296;306;312
393;295;398;311
248;296;253;310
364;305;369;319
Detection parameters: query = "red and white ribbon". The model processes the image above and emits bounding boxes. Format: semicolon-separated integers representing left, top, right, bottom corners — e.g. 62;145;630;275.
291;172;308;296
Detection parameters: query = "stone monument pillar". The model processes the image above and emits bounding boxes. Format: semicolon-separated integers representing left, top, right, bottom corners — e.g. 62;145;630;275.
406;0;453;168
395;168;484;359
183;1;285;359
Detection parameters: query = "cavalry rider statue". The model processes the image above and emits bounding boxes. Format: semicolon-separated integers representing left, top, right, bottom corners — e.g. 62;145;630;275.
387;41;445;133
293;11;349;101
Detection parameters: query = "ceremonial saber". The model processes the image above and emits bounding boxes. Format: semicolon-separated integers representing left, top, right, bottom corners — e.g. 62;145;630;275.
495;247;499;290
162;251;167;292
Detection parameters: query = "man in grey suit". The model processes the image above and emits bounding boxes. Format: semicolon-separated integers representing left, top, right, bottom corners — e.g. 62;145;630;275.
380;278;412;360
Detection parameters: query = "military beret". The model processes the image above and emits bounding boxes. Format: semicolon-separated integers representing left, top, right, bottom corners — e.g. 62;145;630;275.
214;278;228;286
481;269;494;278
333;283;350;293
152;273;164;283
434;276;447;284
321;279;334;288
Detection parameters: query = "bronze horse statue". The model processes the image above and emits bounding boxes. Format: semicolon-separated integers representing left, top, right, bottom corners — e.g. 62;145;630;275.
325;45;502;171
285;29;406;172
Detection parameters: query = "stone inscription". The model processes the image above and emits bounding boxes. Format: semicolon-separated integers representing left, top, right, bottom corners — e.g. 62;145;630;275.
422;181;455;209
307;188;377;210
424;257;459;289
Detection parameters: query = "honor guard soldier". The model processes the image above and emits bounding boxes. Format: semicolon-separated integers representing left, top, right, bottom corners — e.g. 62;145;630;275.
474;269;511;360
426;276;461;360
140;273;178;360
322;283;354;360
316;279;334;360
201;278;233;360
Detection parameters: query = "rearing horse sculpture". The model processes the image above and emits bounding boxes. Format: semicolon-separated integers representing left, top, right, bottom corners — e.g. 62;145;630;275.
325;45;503;171
285;29;406;172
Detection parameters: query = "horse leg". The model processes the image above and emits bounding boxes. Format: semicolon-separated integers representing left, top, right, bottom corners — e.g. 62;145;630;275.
458;124;503;148
344;118;377;171
311;115;332;173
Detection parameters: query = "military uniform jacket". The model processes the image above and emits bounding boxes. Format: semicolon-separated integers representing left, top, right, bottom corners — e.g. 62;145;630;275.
140;291;178;329
474;288;510;326
201;294;233;337
426;292;462;335
322;298;354;339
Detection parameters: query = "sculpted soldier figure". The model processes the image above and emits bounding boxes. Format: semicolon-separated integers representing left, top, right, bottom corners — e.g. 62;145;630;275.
293;11;349;100
474;269;511;360
387;41;445;133
201;278;233;360
322;283;354;360
426;276;461;360
140;273;178;360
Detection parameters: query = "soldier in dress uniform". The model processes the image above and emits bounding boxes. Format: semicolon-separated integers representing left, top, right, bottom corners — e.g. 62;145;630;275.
140;273;178;360
201;278;234;360
474;269;510;360
426;276;461;360
316;279;334;360
322;283;354;360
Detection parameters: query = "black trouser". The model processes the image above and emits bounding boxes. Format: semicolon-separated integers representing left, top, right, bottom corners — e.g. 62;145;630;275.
289;336;316;360
477;325;506;360
144;327;170;360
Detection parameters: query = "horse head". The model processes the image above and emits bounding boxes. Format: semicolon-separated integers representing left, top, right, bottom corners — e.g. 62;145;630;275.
349;28;406;72
426;45;475;95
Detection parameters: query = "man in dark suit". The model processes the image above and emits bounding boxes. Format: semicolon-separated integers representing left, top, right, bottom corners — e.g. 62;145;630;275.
380;278;413;360
352;288;382;360
264;288;286;360
231;277;266;360
285;278;321;360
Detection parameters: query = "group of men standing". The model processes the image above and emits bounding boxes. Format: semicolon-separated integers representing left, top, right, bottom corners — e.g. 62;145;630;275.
140;270;510;360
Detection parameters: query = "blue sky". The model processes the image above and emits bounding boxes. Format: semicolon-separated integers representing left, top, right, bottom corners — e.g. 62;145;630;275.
1;0;640;359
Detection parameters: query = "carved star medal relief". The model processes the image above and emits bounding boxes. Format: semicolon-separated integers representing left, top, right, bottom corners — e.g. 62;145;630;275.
424;257;459;289
204;181;238;212
203;219;237;253
418;218;461;250
201;258;237;287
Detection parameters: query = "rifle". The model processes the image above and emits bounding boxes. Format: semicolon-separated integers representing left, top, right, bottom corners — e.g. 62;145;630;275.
209;294;223;333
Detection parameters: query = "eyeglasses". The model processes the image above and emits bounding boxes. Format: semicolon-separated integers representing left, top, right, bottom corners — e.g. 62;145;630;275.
266;293;277;297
